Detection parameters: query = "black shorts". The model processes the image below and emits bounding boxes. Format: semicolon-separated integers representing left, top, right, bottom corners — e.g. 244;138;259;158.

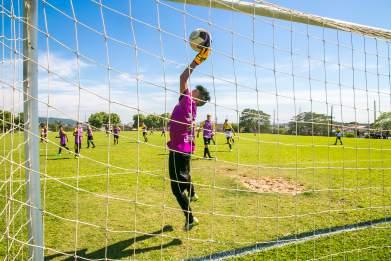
203;137;211;145
169;151;191;188
88;136;93;140
114;134;119;139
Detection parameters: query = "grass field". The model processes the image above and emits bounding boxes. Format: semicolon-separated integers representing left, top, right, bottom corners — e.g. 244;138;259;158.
1;131;390;260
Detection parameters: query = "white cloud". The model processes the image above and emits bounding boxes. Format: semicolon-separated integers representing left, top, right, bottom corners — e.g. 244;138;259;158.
1;52;390;125
38;53;89;79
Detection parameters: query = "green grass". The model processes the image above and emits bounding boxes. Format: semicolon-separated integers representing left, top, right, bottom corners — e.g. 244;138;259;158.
1;131;390;260
237;224;391;260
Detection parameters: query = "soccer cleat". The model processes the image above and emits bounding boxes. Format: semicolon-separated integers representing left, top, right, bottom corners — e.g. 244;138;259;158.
190;193;199;202
184;217;199;231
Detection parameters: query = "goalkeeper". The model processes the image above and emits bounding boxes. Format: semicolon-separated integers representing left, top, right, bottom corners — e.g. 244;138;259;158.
167;45;211;231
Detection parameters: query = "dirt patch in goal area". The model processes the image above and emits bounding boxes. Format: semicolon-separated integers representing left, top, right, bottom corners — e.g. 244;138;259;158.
239;176;305;195
218;166;305;195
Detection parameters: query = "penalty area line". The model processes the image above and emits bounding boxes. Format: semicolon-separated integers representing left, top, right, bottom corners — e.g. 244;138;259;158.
187;217;391;261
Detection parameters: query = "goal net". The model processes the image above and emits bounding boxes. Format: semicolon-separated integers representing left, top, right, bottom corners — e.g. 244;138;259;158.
1;0;390;260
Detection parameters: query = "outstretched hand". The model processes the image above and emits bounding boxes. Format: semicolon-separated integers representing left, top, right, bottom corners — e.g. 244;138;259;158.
193;47;211;65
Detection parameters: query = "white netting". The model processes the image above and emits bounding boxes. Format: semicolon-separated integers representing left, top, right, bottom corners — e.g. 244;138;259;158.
1;0;390;260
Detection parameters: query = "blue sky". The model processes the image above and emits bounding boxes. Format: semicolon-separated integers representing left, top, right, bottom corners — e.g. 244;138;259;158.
1;0;390;125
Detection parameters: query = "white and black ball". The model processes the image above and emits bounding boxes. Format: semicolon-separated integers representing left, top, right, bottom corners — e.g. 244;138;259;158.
189;28;211;52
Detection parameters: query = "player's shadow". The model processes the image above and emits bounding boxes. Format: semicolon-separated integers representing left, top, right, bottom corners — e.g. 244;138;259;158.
46;157;73;161
45;225;181;260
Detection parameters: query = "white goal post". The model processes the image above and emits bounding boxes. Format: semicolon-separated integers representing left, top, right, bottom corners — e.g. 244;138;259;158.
168;0;391;40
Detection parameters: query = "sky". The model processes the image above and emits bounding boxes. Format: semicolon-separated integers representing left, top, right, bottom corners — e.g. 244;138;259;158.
1;0;391;125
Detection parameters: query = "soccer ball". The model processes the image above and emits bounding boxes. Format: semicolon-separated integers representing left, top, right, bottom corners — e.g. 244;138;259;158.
189;28;211;52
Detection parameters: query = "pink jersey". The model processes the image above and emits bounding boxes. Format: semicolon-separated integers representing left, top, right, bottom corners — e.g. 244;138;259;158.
74;127;83;144
59;130;67;145
203;120;213;138
168;89;197;153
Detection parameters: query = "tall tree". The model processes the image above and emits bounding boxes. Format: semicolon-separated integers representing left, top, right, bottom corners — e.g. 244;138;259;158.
373;112;391;134
88;112;106;128
0;110;13;132
239;108;271;133
88;112;121;128
288;112;331;136
160;113;171;128
144;114;161;128
103;113;121;126
132;114;145;128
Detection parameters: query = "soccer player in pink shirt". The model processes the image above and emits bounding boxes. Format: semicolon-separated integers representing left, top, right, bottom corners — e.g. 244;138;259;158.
56;125;69;156
73;123;83;158
197;114;214;159
167;46;211;231
113;125;120;145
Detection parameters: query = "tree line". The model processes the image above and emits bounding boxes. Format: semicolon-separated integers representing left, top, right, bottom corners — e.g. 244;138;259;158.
2;109;391;137
131;113;171;129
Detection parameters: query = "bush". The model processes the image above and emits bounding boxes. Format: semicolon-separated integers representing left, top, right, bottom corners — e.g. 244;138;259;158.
345;132;355;138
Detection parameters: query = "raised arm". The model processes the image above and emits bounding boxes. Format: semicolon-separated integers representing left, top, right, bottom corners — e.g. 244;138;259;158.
180;48;211;94
180;61;198;94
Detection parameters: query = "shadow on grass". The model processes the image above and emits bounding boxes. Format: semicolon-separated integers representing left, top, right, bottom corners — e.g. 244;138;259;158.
46;157;73;161
45;225;181;260
188;217;391;261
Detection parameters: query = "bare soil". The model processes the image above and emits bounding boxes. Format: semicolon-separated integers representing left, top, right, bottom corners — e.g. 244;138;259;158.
217;166;305;195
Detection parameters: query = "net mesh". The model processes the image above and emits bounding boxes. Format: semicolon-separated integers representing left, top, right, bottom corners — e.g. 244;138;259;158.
0;0;390;260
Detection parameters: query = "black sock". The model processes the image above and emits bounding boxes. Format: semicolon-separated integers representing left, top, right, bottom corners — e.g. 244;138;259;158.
229;143;232;150
203;148;207;157
187;213;194;224
204;147;211;158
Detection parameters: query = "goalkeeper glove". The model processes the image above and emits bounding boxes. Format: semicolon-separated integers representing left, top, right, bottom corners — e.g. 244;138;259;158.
193;47;211;65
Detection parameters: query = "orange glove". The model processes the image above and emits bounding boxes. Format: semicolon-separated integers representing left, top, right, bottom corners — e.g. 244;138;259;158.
193;47;211;65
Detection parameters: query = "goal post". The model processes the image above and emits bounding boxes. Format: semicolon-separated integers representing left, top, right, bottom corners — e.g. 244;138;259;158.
23;0;44;260
167;0;391;40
